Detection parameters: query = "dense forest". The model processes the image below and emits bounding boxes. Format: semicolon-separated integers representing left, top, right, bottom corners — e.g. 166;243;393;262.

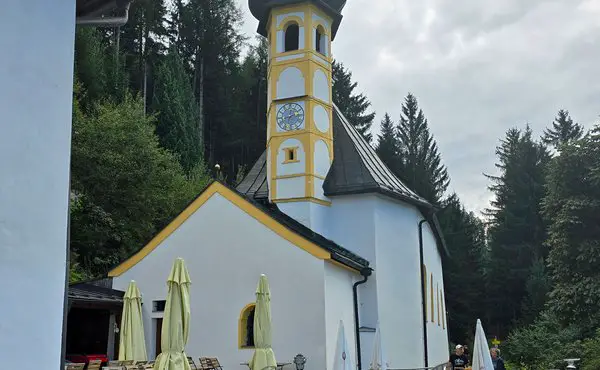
70;1;600;368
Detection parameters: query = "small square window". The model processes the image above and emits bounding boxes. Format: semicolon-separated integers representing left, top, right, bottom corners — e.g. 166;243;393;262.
153;300;166;312
282;147;299;163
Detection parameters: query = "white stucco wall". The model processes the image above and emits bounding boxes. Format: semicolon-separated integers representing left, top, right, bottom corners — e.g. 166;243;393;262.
326;194;448;369
324;263;357;370
0;1;75;368
423;222;449;366
113;192;330;370
372;197;425;369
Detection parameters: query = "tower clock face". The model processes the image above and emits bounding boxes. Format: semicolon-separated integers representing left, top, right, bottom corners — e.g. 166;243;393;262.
276;103;305;131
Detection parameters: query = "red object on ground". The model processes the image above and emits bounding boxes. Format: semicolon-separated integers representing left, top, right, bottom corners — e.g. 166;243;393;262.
66;354;109;365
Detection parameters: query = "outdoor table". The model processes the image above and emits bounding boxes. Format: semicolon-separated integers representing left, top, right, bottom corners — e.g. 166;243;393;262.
240;361;292;370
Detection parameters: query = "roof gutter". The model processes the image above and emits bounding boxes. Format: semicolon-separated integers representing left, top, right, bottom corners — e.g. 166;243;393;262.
76;0;132;27
353;267;372;370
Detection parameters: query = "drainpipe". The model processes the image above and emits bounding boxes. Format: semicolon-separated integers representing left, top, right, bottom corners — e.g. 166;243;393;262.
76;1;132;27
418;219;429;368
353;267;372;370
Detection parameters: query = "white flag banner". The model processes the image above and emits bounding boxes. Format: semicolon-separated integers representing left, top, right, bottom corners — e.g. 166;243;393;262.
471;319;494;370
333;320;354;370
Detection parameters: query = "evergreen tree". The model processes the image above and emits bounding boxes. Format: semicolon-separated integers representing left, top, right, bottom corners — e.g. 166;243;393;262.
396;93;449;204
484;126;550;337
544;125;600;330
439;194;487;344
375;113;399;169
74;28;108;108
152;48;203;172
70;93;210;276
542;109;584;150
332;60;375;143
520;258;550;325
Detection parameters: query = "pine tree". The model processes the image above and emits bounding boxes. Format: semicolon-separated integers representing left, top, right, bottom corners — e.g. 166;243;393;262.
151;48;203;172
484;126;550;337
375;113;399;171
542;109;584;150
439;194;487;344
544;125;600;330
396;93;449;204
332;60;375;143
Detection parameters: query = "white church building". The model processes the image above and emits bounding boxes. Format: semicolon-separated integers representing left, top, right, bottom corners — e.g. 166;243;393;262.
107;0;450;369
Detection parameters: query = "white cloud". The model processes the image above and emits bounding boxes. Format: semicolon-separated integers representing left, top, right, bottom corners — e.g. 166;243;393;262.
236;0;600;214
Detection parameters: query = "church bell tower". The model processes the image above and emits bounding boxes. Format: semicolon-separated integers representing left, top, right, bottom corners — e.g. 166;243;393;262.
249;0;346;228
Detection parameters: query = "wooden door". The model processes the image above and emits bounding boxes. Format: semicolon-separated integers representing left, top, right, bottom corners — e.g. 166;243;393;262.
156;318;163;357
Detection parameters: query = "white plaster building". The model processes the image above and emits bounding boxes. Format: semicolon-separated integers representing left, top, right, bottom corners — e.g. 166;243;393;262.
107;0;450;369
0;1;132;368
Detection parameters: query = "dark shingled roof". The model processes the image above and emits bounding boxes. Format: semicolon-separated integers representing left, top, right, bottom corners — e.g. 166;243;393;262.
69;282;124;304
237;105;449;257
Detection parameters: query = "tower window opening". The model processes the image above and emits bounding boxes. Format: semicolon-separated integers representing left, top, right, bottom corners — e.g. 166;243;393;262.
315;26;326;55
283;147;299;163
284;23;300;52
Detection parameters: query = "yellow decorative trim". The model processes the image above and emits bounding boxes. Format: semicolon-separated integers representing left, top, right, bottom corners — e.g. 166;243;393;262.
282;147;300;163
279;16;304;31
430;273;434;323
441;289;445;329
273;197;331;206
328;259;361;274
108;182;332;277
238;303;256;349
274;173;326;180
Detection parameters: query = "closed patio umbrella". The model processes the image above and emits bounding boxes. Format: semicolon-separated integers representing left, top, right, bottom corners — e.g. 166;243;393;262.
249;274;276;370
118;280;148;362
369;322;387;370
333;320;353;370
154;258;192;370
472;319;494;370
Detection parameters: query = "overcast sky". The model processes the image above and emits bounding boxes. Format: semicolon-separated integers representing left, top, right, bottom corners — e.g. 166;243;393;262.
236;0;600;214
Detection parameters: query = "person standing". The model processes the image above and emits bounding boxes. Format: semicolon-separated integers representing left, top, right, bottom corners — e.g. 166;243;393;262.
449;345;469;370
490;348;506;370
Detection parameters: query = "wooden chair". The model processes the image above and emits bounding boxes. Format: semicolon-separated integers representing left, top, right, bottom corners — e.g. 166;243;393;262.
199;357;220;370
188;357;198;370
209;358;223;370
65;364;85;370
87;360;102;370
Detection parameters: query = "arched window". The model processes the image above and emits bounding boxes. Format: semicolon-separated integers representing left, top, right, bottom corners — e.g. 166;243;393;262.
315;26;326;55
284;23;300;52
238;303;256;348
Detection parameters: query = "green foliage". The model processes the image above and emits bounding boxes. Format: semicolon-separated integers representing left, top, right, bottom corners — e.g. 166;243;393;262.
332;60;376;143
396;93;450;204
503;311;583;369
74;28;108;107
581;330;600;370
544;126;600;329
152;48;203;172
542;109;584;150
520;258;550;325
375;113;398;167
439;194;487;344
484;126;550;336
70;94;210;276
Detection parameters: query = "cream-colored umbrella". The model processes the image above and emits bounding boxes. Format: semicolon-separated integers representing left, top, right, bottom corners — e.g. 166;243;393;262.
333;320;353;370
249;274;277;370
472;319;494;370
369;322;388;370
154;258;192;370
118;280;148;361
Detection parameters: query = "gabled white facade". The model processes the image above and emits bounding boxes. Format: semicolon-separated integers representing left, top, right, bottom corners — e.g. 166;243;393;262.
111;185;360;370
